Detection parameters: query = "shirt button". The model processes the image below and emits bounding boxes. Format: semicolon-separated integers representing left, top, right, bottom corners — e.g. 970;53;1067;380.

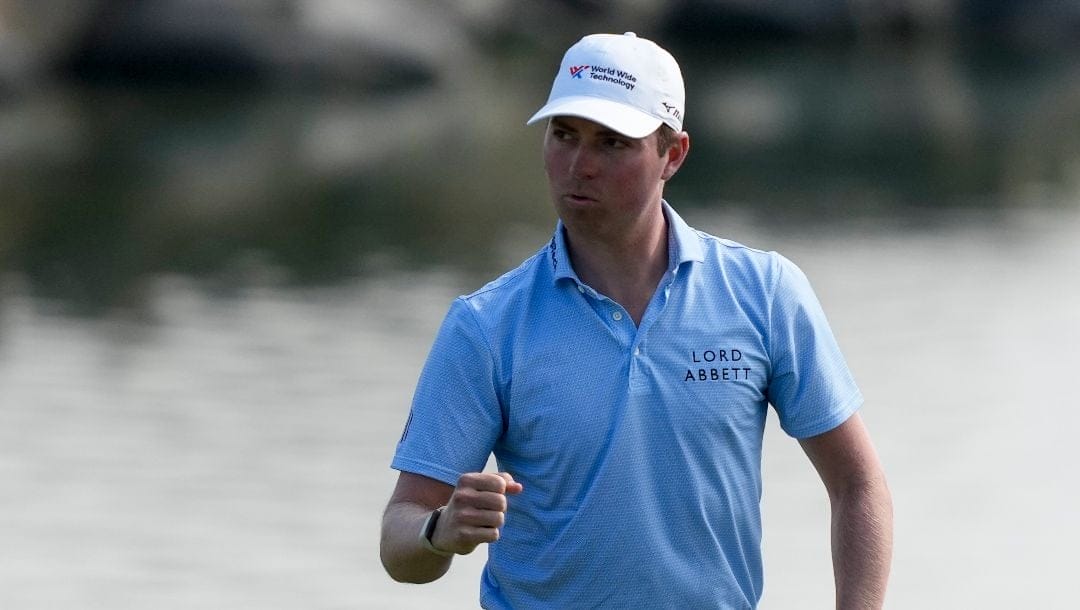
634;347;641;356
577;285;585;293
612;311;623;321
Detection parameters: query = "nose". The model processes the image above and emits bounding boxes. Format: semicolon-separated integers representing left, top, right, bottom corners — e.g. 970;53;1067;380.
569;145;598;180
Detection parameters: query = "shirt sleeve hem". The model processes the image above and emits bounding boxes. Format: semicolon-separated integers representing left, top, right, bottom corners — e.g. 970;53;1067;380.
784;390;864;440
390;455;462;487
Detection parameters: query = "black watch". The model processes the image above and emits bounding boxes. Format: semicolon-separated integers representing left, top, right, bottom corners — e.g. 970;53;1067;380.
419;506;453;557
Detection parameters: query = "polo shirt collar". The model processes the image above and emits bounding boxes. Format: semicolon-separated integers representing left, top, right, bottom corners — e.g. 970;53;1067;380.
548;200;704;286
664;199;705;266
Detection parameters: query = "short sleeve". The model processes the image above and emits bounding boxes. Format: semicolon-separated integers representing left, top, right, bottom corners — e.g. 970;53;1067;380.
391;298;504;485
766;254;862;438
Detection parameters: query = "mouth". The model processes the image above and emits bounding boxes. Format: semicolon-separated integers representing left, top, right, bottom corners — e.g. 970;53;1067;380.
564;192;598;205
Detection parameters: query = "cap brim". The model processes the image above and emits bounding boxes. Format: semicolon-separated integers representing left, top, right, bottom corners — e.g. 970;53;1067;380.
526;96;663;139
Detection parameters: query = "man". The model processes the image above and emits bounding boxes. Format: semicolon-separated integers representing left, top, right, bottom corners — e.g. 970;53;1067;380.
381;32;892;609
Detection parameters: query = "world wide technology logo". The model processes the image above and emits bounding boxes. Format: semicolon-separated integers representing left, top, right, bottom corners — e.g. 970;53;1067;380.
567;64;637;91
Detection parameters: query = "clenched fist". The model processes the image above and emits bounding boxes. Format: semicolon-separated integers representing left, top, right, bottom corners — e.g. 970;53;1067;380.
430;472;523;555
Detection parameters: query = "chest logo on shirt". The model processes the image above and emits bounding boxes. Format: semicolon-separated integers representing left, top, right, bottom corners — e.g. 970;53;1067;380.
684;348;752;382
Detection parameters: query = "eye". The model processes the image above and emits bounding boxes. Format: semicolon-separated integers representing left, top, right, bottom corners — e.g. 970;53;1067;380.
603;137;629;149
550;128;574;141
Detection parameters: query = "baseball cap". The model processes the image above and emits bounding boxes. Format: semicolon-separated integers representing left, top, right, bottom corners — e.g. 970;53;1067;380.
526;32;684;139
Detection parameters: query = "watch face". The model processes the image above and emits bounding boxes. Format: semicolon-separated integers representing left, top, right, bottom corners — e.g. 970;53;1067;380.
420;507;452;556
424;508;440;540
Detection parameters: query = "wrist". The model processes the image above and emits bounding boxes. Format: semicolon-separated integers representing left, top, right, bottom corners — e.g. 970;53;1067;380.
419;506;454;557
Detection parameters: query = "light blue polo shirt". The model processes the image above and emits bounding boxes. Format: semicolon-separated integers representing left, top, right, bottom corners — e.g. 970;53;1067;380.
392;202;861;609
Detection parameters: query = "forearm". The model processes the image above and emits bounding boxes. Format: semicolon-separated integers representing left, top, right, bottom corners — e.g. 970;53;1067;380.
830;476;894;609
380;501;454;583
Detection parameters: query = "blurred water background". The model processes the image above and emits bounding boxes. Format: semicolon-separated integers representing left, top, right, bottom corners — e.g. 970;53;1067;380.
2;1;1079;608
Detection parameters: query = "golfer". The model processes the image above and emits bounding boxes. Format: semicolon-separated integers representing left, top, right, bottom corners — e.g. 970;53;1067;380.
381;32;893;609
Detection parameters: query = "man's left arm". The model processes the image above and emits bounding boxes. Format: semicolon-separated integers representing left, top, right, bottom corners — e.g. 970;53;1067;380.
799;412;893;610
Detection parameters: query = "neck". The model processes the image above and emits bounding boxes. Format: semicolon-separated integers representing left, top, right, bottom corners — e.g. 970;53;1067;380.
564;205;669;325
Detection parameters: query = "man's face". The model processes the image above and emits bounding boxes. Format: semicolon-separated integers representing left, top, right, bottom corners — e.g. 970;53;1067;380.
542;116;681;239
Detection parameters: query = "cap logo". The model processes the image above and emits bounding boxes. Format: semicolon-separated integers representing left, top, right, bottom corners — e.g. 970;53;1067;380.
568;64;637;91
662;102;682;121
569;65;589;79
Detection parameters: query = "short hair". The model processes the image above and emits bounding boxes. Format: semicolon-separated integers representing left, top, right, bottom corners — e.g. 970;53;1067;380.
655;124;678;157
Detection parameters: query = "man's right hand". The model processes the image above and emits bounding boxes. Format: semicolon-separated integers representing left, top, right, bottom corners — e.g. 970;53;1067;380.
430;472;523;555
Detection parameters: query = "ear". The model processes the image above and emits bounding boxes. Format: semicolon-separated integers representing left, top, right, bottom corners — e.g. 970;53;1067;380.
661;132;690;181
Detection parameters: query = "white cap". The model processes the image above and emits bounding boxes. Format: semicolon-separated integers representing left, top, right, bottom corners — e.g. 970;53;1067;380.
526;32;685;138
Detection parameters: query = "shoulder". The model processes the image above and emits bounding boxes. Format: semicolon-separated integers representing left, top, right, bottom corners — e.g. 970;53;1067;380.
690;228;789;290
454;245;552;324
420;247;553;386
